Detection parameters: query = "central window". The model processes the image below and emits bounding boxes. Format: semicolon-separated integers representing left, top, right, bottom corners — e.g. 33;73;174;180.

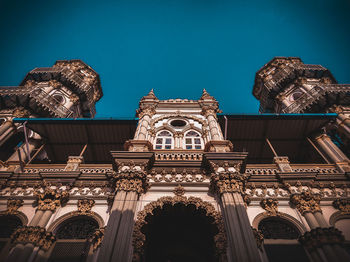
184;131;202;150
155;130;173;149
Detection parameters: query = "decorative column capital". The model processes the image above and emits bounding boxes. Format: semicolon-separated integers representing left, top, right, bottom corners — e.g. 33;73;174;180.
11;226;56;251
290;192;321;215
111;171;148;195
332;199;350;214
34;188;69;211
260;198;279;216
299;227;345;251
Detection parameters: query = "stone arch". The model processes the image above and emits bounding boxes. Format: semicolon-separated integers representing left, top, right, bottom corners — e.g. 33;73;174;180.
0;212;27;238
150;114;207;131
132;195;227;262
0;211;28;226
252;211;306;235
47;211;104;233
154;125;176;135
329;211;350;226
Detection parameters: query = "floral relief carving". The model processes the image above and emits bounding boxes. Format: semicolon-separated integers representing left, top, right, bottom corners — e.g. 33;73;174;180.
111;171;149;195
77;199;95;213
299;227;345;251
260;198;279;216
132;196;227;262
11;226;56;251
290;192;322;215
6;199;23;214
34;187;69;211
251;227;264;250
332;199;350;214
173;185;185;196
89;227;105;251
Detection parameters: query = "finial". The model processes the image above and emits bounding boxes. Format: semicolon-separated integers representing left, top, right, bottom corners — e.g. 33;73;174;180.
142;89;157;100
200;88;212;100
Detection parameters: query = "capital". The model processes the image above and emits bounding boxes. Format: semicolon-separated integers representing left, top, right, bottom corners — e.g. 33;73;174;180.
260;198;279;216
332;199;350;214
11;226;56;251
290;191;321;215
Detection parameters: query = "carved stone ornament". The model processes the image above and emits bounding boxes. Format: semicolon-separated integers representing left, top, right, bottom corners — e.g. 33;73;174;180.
209;163;249;195
112;171;149;195
12;107;30;118
299;227;345;251
77;199;95;213
89;227;105;251
34;187;69;211
11;226;56;251
24;80;36;88
6;199;23;214
173;184;185;196
132;196;227;262
260;198;279;216
252;227;264;250
48;80;62;89
290;192;322;215
332;199;350;214
69;94;80;104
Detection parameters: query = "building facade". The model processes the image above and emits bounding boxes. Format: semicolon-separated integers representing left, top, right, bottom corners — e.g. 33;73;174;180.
0;57;349;262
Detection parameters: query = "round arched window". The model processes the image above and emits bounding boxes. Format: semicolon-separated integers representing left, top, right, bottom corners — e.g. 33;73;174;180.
184;131;202;150
155;131;174;150
258;217;300;239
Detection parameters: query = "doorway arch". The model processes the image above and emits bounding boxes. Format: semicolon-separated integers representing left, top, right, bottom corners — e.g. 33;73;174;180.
132;196;227;262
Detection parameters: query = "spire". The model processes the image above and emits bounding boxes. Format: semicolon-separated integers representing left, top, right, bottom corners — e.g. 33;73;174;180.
142;89;158;100
200;88;213;100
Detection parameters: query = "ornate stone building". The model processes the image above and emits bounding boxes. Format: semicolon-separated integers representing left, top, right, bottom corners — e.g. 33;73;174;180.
0;57;349;262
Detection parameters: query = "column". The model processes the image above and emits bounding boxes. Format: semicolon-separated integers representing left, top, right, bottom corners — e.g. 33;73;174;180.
291;192;350;262
134;108;154;141
210;169;262;261
205;111;221;140
0;120;16;146
314;134;349;164
5;188;68;262
98;151;154;262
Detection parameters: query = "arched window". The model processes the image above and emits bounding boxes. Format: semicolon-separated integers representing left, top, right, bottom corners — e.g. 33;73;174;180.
258;217;308;262
184;131;202;150
49;216;99;262
155;131;173;150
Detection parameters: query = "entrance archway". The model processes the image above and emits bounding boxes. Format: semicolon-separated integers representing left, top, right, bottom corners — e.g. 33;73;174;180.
132;196;227;262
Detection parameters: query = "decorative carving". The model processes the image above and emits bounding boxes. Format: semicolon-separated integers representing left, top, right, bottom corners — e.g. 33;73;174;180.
12;107;30;118
259;217;300;239
48;80;62;89
173;184;185;196
77;199;95;213
64;156;84;171
23;80;36;88
11;226;56;251
6;199;23;214
332;199;350;214
89;227;105;251
299;227;345;251
34;187;69;211
290;192;322;215
111;171;148;195
260;198;279;216
132;196;227;262
252;227;264;250
69;94;80;104
209;161;249;195
56;217;99;239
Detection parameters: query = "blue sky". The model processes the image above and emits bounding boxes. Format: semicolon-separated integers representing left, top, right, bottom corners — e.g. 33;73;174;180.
0;0;349;117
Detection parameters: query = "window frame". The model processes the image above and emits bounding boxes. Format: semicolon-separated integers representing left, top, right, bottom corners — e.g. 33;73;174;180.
154;130;174;150
183;130;203;150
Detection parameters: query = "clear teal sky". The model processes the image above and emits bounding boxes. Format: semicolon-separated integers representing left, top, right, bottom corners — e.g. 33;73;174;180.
0;0;349;117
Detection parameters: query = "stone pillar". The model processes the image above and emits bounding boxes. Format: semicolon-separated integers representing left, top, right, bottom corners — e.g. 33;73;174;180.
291;192;350;262
207;152;262;262
97;151;154;262
313;133;350;171
0;120;16;146
5;188;69;262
